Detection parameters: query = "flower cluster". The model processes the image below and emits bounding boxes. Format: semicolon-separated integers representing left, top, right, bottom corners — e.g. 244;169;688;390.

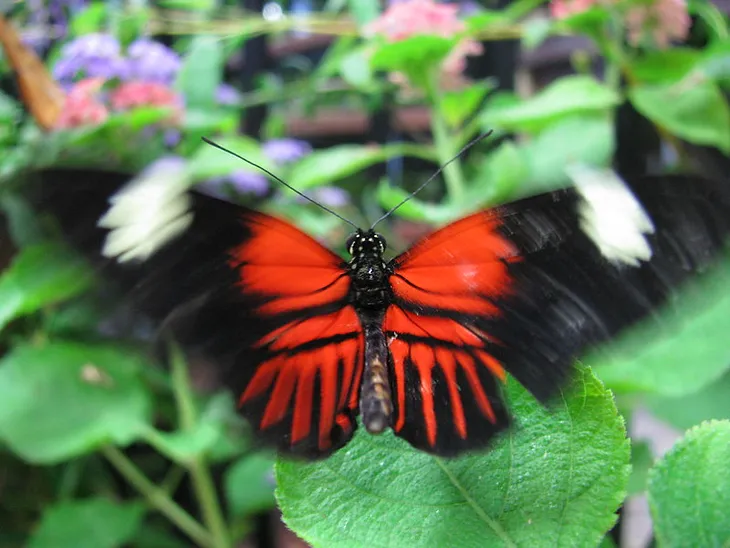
550;0;690;48
50;34;185;131
364;0;483;79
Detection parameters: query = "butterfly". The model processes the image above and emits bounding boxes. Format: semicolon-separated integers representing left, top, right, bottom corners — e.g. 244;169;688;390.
25;160;730;459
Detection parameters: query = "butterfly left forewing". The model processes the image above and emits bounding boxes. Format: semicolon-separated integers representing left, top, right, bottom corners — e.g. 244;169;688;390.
30;168;363;458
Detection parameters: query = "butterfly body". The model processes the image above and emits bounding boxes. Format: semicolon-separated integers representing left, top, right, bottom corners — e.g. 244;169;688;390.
26;167;730;459
345;230;394;434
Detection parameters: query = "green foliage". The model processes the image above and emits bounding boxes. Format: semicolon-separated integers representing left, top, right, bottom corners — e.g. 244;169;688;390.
0;341;152;464
648;421;730;547
629;81;730;153
0;244;93;332
482;76;620;133
590;254;730;397
28;498;145;548
276;366;629;548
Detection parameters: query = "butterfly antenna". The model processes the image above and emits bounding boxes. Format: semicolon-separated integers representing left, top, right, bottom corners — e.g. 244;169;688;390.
201;137;360;230
370;130;494;230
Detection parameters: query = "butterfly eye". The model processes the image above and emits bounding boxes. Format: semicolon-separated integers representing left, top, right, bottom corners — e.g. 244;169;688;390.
346;233;358;255
375;234;387;252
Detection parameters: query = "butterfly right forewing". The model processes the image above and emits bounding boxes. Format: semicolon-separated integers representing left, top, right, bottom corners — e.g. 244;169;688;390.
385;174;730;456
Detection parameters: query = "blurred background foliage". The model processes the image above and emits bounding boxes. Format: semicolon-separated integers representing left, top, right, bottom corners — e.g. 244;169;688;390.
0;0;729;546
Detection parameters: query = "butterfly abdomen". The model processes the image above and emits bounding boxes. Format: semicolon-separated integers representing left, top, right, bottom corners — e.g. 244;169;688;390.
359;319;393;434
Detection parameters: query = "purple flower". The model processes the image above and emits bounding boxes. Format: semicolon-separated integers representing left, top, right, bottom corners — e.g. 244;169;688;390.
200;170;269;200
216;83;241;106
53;33;128;84
125;38;182;85
262;139;312;165
297;186;350;207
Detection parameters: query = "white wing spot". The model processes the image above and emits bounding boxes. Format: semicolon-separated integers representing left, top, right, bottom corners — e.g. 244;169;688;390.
568;164;655;267
98;163;193;263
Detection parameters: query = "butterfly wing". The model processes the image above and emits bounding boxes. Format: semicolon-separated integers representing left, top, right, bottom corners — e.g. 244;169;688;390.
385;173;730;455
30;168;363;458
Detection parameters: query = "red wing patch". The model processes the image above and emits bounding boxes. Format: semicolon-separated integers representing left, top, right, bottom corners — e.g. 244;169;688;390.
383;304;509;454
223;211;363;456
390;211;521;316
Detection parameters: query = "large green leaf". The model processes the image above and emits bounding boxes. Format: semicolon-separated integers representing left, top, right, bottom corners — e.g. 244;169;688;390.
28;498;145;548
591;254;730;396
648;420;730;547
629;81;730;153
482;76;620;133
276;366;629;548
0;244;93;333
0;342;152;463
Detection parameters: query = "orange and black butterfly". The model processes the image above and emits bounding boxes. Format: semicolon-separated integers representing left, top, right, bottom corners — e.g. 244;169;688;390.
25;159;730;459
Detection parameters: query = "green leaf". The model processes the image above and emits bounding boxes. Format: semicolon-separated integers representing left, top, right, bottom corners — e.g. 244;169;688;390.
0;342;152;463
646;372;730;431
339;47;375;91
648;420;730;547
175;36;224;109
276;365;629;548
142;393;244;463
0;244;93;332
442;82;494;128
29;498;145;548
187;135;269;181
591;254;730;397
629;48;701;84
521;115;614;196
69;3;108;36
467;140;529;206
627;440;653;496
370;35;456;88
287;143;429;190
629;81;730;153
225;453;277;517
376;179;464;224
482;76;620;133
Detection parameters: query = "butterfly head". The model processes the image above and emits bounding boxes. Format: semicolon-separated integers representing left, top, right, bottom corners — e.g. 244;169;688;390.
346;229;387;258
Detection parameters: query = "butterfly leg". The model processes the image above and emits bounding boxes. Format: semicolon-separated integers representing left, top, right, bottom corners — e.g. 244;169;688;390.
359;316;393;434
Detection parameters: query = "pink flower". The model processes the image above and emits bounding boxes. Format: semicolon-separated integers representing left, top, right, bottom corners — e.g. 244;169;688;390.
55;77;109;129
550;0;690;49
549;0;597;19
109;81;184;125
626;0;690;49
364;0;482;79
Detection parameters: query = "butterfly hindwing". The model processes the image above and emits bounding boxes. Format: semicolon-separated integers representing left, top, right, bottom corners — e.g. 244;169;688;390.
386;174;730;455
31;168;363;458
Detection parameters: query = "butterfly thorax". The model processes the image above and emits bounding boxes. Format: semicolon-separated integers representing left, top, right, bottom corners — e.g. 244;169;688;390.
347;229;392;310
346;229;394;434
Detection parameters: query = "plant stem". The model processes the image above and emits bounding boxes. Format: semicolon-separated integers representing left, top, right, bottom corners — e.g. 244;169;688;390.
427;73;466;205
169;341;232;548
102;446;213;548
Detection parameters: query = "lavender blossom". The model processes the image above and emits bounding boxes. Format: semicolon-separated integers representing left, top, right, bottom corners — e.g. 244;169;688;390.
53;33;128;84
125;38;182;85
216;83;242;106
262;139;312;165
200;170;270;200
297;186;350;208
